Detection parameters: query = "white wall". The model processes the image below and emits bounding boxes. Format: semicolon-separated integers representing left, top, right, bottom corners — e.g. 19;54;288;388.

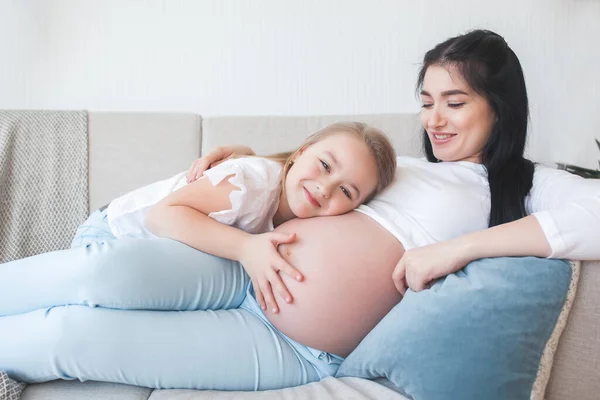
1;0;599;168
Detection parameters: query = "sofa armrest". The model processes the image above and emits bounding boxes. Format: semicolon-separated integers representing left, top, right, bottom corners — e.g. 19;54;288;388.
546;260;600;400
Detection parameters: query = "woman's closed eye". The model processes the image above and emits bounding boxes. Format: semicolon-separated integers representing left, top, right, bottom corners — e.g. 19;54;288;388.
421;103;433;109
448;102;465;108
320;159;331;173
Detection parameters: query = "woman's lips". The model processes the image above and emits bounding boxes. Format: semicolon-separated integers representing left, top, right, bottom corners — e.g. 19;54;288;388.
430;132;457;144
304;187;320;207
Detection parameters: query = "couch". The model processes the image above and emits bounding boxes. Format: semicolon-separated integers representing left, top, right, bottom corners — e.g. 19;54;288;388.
16;112;600;400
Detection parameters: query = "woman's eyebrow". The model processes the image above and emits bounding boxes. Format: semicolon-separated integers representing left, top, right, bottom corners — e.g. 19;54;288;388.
441;89;468;96
420;89;468;97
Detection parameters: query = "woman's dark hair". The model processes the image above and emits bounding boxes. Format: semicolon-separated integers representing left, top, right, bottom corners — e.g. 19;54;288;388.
417;29;534;227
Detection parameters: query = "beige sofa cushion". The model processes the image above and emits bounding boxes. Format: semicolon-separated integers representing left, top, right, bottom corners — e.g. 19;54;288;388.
21;380;151;400
546;260;600;400
88;112;201;211
201;113;423;158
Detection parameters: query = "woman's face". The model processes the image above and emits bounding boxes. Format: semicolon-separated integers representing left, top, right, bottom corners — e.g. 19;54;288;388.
420;64;496;163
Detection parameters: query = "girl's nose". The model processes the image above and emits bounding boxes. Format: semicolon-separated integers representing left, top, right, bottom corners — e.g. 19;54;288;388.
316;182;332;199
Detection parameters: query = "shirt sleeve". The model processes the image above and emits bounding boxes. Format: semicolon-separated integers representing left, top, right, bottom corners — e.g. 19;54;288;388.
527;165;600;260
201;157;282;232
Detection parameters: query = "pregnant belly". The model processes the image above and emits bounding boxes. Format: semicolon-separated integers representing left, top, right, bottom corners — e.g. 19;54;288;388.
264;211;404;357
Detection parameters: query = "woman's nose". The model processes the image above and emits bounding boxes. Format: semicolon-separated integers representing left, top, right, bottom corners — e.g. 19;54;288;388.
428;106;446;129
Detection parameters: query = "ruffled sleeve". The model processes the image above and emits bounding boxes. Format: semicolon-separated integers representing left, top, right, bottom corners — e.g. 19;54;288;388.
202;157;283;233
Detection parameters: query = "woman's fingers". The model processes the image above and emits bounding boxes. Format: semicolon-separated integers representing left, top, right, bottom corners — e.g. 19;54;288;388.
392;261;407;296
186;147;230;181
186;159;200;183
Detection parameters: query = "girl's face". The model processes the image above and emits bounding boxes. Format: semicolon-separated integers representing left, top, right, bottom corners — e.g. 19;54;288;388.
284;132;378;218
420;65;496;163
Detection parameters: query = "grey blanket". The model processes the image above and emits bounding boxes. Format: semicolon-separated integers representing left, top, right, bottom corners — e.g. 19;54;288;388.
0;110;88;262
0;371;26;400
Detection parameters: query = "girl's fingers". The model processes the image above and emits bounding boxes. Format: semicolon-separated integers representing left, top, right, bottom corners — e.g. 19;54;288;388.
260;281;279;314
270;232;296;246
254;282;267;311
268;272;293;304
277;258;303;282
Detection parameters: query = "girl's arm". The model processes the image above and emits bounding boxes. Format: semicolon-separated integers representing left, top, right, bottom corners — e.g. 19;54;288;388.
146;176;248;260
394;166;600;294
145;176;302;312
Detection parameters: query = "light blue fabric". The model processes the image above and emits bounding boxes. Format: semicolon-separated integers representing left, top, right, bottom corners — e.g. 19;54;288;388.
240;286;344;379
336;257;573;400
0;209;336;390
70;208;117;248
0;209;250;316
0;305;320;390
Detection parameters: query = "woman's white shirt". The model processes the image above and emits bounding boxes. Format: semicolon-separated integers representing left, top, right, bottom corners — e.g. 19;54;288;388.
357;156;600;260
107;157;283;239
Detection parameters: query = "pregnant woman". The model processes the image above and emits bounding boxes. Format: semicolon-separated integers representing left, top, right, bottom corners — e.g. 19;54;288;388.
1;29;599;391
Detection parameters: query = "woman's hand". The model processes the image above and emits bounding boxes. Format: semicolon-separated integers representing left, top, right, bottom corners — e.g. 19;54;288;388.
239;232;304;313
392;216;554;295
392;239;470;295
186;145;256;183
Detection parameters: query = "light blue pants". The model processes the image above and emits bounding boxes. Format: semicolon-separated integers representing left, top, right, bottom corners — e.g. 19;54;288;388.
0;209;322;390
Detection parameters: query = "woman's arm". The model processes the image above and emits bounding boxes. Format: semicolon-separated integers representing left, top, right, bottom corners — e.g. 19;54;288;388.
527;166;600;260
394;166;600;294
393;215;551;294
186;145;255;183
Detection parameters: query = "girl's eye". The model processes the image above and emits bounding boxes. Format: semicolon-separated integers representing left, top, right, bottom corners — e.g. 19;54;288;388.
341;186;351;199
448;102;465;108
421;103;433;109
320;159;331;172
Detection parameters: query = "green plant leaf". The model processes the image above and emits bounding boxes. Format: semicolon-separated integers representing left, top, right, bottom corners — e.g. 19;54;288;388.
597;139;600;170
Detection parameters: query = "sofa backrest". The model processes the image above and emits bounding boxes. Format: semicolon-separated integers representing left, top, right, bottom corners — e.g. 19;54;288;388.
201;113;423;157
89;112;201;210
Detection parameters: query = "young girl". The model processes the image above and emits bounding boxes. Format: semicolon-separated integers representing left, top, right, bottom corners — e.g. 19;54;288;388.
7;121;396;316
141;121;396;312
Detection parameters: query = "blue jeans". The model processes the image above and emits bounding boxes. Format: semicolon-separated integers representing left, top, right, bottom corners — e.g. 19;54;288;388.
0;209;327;390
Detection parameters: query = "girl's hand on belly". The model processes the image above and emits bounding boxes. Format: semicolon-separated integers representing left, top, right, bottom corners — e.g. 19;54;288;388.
267;212;405;357
239;232;304;313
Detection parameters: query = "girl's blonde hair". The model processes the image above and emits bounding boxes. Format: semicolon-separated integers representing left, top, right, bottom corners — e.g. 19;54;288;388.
264;122;397;202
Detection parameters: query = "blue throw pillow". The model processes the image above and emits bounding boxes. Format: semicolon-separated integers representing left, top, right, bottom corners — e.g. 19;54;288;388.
336;257;577;400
